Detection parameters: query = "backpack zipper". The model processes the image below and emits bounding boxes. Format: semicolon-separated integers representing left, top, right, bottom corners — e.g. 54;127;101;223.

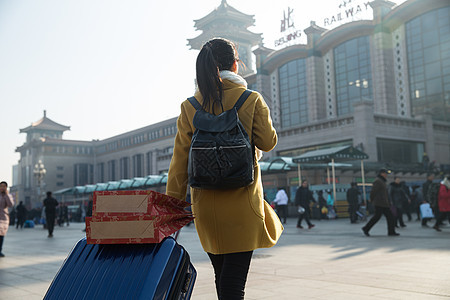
191;146;217;150
218;145;247;150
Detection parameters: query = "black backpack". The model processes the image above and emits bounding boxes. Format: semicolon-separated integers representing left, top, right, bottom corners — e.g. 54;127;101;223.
187;90;254;190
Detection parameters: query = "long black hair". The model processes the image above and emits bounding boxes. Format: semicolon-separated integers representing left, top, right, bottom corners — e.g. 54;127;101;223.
196;38;238;112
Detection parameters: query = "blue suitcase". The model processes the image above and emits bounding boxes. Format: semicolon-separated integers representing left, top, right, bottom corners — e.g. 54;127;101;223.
44;236;196;300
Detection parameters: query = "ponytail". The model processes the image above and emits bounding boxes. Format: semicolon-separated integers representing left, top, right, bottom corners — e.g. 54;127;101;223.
195;38;238;112
196;45;223;112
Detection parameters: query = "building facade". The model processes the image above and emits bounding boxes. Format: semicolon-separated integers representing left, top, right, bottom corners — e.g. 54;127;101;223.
13;111;178;208
247;0;449;168
12;0;450;208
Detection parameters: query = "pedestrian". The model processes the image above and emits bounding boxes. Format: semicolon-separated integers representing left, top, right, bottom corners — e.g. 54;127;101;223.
63;203;69;226
82;195;93;232
347;182;360;224
57;205;64;227
273;187;289;224
317;190;327;220
427;180;442;226
389;177;409;228
165;37;283;300
362;168;399;237
15;201;27;229
326;189;336;219
421;174;437;227
410;185;422;221
295;180;315;229
0;181;15;257
422;173;435;203
401;181;412;221
432;175;450;232
43;191;58;238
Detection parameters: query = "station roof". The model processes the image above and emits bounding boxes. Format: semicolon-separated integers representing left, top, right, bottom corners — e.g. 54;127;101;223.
54;174;168;195
292;145;369;163
20;111;70;133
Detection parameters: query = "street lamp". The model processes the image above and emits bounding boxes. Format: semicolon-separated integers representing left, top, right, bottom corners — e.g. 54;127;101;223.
33;160;46;205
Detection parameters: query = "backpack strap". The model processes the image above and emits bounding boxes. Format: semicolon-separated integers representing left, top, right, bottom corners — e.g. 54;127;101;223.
233;90;252;111
188;90;252;111
188;96;202;111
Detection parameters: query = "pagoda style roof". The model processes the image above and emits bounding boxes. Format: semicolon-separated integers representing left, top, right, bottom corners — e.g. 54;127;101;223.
194;0;255;29
188;0;262;50
20;110;70;133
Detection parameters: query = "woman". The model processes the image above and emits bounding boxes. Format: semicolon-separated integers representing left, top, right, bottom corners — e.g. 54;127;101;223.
433;175;450;232
0;181;15;257
326;189;336;219
166;38;283;299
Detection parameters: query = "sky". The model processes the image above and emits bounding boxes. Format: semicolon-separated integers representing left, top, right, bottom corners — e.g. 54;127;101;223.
0;0;407;186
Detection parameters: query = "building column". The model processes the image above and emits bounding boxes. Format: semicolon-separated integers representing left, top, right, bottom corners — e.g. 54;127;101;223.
422;113;436;162
353;101;377;161
306;55;326;122
369;0;396;115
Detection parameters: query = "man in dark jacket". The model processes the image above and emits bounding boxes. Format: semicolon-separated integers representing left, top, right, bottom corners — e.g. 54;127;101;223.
295;180;315;229
15;201;27;229
43;191;58;237
389;177;409;228
362;169;399;237
422;173;434;203
346;182;360;224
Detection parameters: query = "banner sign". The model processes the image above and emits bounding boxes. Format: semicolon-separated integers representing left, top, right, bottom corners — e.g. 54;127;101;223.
274;7;302;48
323;1;372;27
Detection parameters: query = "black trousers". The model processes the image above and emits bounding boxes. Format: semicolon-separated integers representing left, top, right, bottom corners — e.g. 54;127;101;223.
46;213;56;235
16;217;25;229
297;209;313;226
434;212;450;227
395;207;406;227
207;251;253;300
276;205;287;224
348;204;358;223
0;235;4;253
363;206;396;235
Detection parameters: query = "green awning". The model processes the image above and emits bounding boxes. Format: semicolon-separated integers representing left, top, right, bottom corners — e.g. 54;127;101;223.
53;187;76;195
292;146;369;163
260;157;297;172
118;179;134;190
131;177;147;188
95;183;109;191
74;186;86;194
106;181;121;190
84;184;97;194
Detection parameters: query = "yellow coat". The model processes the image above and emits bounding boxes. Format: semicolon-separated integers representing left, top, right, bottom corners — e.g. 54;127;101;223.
166;80;283;255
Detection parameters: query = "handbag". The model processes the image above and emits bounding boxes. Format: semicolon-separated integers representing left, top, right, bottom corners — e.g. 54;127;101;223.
297;206;305;214
420;203;434;219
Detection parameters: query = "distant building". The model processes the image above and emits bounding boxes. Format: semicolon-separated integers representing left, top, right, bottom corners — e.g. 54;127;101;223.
13;111;177;208
246;0;450;167
11;0;450;208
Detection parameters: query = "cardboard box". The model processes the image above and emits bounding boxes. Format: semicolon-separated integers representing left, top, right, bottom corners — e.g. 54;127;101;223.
93;190;190;217
86;214;194;244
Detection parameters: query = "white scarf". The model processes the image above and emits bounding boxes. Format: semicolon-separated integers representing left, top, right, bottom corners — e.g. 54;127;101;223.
443;177;450;189
219;70;247;88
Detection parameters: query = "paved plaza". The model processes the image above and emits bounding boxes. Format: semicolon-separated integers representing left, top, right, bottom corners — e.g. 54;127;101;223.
0;217;449;299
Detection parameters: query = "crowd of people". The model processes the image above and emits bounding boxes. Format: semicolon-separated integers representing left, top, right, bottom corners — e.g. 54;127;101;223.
269;170;450;238
9;196;72;233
